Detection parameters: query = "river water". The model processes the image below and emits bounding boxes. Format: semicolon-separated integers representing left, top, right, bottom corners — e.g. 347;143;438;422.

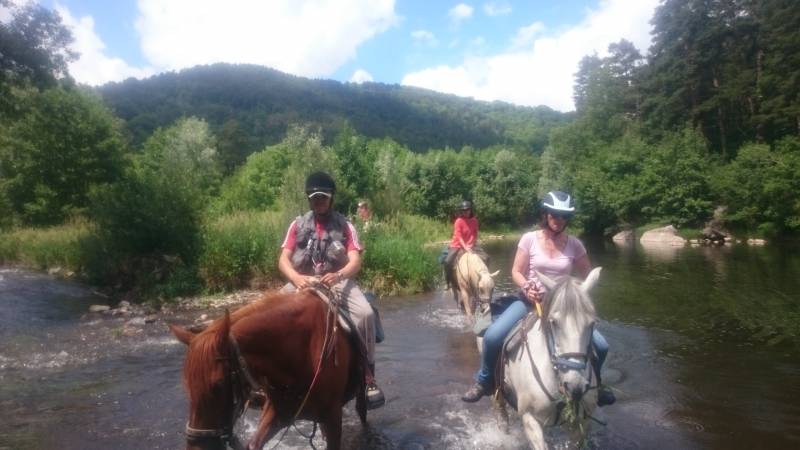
1;239;799;449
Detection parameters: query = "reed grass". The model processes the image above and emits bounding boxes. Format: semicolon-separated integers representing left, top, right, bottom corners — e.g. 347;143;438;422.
0;219;93;272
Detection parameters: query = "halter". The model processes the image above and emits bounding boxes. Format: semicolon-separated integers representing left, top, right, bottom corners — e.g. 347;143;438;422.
521;290;595;403
184;332;259;450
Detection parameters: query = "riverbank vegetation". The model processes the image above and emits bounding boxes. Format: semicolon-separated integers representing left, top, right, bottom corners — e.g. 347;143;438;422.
1;1;799;301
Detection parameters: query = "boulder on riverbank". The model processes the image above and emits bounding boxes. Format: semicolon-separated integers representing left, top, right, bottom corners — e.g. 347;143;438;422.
640;225;686;246
612;229;635;243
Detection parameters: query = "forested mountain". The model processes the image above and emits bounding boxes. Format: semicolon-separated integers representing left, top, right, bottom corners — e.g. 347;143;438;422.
98;64;571;169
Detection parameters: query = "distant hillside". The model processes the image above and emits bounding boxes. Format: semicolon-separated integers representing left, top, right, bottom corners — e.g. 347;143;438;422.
97;63;572;168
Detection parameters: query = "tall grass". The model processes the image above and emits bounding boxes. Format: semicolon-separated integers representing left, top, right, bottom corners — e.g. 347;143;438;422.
0;219;93;271
198;210;286;291
360;214;442;295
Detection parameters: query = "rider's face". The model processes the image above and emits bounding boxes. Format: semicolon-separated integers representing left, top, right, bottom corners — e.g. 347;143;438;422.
547;212;568;233
309;194;332;214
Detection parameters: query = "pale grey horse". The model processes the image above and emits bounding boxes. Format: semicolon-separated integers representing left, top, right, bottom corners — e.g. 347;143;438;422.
480;267;602;450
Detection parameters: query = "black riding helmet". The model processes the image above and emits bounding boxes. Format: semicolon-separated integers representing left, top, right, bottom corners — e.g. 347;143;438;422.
305;171;336;198
460;200;473;211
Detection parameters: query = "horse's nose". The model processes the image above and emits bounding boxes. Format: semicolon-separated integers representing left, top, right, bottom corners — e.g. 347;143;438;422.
564;382;585;402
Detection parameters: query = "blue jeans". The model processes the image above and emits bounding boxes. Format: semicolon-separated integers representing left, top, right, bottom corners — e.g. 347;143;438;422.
474;299;610;387
475;300;530;386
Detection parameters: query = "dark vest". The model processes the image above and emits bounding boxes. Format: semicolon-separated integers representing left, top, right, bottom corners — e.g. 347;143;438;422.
290;211;350;275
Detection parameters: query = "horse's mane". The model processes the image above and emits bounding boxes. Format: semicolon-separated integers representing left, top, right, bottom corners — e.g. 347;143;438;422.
183;289;318;402
546;276;596;320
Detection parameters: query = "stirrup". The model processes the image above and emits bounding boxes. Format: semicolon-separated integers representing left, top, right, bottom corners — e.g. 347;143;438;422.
366;382;385;409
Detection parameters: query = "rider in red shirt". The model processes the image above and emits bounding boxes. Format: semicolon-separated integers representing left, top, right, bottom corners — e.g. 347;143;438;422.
443;201;487;300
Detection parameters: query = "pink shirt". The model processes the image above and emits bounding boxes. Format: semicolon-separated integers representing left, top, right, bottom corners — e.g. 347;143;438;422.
517;230;586;279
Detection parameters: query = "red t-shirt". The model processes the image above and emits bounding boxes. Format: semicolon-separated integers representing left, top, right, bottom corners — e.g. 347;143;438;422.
449;216;478;249
281;216;363;252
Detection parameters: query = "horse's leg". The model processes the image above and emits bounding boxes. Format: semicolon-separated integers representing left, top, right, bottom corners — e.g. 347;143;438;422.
356;382;368;424
460;285;473;318
521;411;548;450
246;402;280;450
319;409;343;450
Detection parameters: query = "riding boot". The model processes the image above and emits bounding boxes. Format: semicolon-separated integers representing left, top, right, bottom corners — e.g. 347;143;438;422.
594;371;616;407
461;382;490;402
365;363;385;410
597;384;616;407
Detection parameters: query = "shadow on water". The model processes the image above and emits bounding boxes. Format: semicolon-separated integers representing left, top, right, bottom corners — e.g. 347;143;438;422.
2;237;800;449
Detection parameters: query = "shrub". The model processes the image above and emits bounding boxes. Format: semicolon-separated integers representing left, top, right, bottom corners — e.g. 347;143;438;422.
198;210;286;291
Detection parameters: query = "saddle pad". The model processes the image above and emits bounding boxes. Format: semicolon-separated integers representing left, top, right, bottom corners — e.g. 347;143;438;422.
502;312;539;355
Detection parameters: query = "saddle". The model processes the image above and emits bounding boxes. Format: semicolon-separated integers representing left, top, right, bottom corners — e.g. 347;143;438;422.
308;286;385;344
494;310;540;410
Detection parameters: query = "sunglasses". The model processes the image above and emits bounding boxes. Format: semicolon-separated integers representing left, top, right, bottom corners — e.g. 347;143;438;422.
549;212;572;219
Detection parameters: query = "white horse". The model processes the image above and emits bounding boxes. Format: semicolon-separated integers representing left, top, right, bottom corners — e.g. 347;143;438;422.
485;267;602;450
455;251;499;319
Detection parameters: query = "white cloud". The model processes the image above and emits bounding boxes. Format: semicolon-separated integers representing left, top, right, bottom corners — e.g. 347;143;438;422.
483;2;511;17
448;3;473;24
135;0;398;78
402;0;659;111
510;21;545;49
411;29;438;46
55;4;154;85
349;69;373;84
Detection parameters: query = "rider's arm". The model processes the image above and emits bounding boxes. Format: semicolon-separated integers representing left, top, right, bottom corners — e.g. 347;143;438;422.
278;247;311;289
511;247;530;289
321;249;361;285
573;253;591;280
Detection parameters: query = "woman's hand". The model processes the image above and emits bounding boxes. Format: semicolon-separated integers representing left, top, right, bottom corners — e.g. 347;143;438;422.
523;286;542;304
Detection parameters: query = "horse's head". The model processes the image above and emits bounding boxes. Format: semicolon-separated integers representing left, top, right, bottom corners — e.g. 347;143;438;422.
539;267;601;402
477;269;500;304
170;311;243;450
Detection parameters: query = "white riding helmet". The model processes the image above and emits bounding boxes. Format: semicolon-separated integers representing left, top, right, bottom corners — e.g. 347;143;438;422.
542;191;575;214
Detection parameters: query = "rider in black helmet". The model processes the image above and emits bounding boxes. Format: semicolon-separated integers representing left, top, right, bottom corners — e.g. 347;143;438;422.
278;171;385;409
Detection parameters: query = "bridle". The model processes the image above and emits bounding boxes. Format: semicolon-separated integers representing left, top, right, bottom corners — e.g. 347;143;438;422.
184;332;263;450
522;292;595;403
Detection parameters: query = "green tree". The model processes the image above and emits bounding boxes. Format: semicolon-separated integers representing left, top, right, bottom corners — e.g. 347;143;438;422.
0;2;76;115
0;87;125;225
90;117;221;265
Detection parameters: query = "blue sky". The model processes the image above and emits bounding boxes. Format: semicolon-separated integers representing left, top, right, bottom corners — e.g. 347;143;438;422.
21;0;661;111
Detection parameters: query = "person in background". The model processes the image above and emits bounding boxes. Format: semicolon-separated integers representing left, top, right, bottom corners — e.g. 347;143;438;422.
461;191;615;407
277;171;385;409
442;200;487;296
356;200;372;231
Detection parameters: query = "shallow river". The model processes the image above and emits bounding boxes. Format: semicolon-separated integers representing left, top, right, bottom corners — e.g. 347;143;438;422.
1;239;799;449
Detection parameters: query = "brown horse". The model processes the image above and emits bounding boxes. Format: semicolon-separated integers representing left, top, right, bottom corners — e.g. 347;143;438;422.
170;289;367;450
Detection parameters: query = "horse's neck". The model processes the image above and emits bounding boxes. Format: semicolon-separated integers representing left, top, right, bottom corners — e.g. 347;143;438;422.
511;320;559;388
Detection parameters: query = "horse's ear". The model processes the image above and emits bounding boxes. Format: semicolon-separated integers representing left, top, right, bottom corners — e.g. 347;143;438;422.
489;270;500;278
169;324;195;346
537;272;557;291
215;309;232;352
581;267;602;295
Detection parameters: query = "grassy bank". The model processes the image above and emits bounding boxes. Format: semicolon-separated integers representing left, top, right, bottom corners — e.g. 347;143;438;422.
0;212;447;299
0;219;92;272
